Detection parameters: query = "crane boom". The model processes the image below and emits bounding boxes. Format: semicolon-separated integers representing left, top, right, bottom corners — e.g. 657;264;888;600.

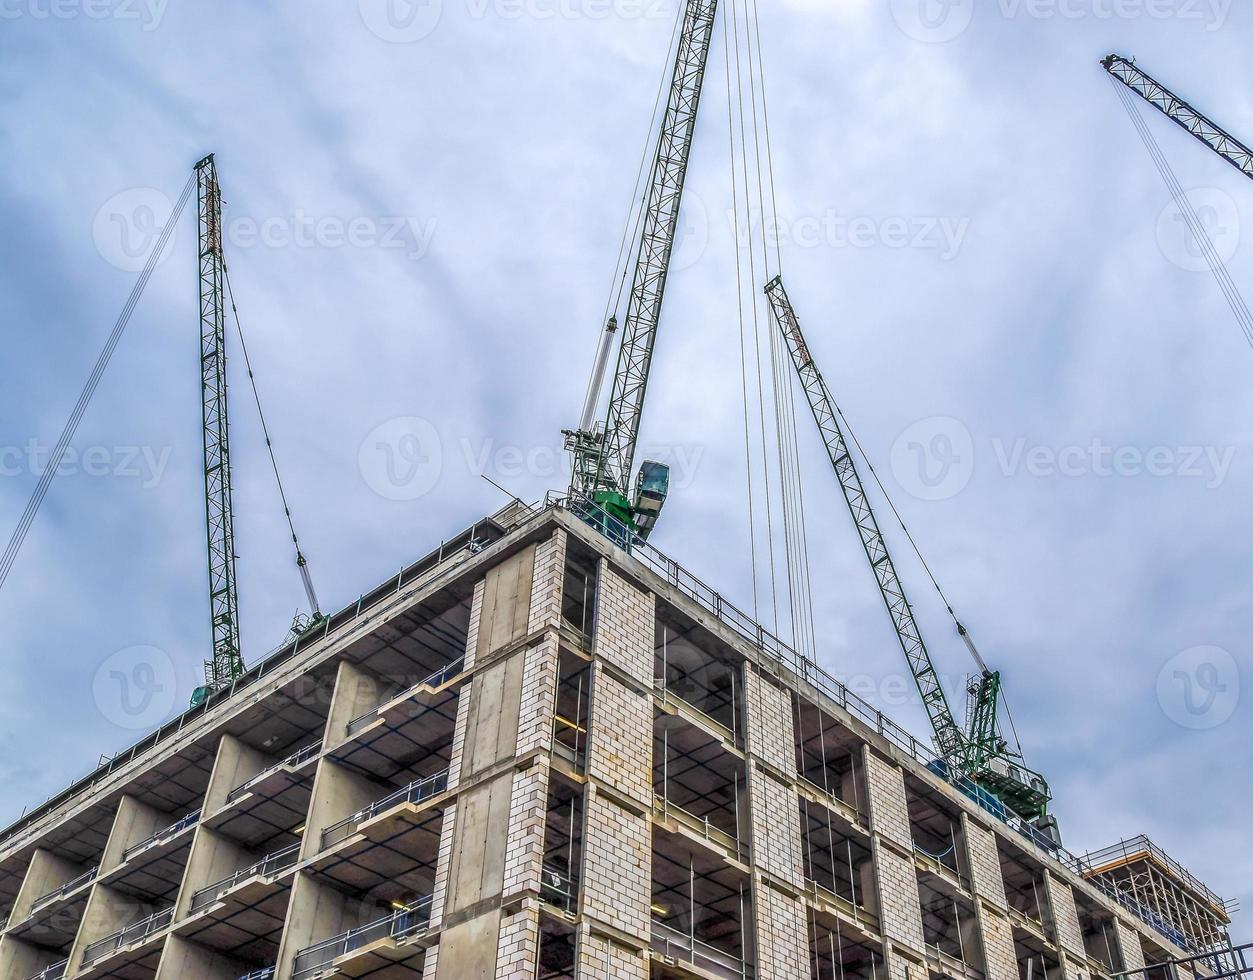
194;154;243;702
763;276;966;763
765;276;1053;825
568;0;719;535
1103;55;1253;182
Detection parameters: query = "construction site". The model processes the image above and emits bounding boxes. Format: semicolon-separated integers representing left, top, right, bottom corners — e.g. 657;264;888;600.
0;5;1249;980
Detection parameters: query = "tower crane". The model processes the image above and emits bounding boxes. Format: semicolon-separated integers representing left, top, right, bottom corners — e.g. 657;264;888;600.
1102;55;1253;182
764;276;1057;836
192;154;242;706
564;0;720;541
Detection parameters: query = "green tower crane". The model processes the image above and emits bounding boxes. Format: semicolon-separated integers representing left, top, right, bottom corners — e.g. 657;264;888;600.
765;275;1056;834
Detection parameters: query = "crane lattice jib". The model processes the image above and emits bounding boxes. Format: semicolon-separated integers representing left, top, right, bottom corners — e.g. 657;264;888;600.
595;0;720;496
764;276;966;764
196;155;243;692
1103;55;1253;182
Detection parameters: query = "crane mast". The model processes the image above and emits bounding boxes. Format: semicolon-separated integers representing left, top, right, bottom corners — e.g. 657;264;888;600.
764;276;1053;826
1102;55;1253;182
193;154;243;705
566;0;719;539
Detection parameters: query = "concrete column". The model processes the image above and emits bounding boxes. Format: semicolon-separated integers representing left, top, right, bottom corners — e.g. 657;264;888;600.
574;920;649;979
501;760;550;900
884;947;926;980
0;936;59;979
864;749;913;851
1046;872;1087;960
516;636;559;759
586;662;652;807
743;668;796;775
155;935;250;979
747;762;804;889
172;826;253;920
299;758;386;862
592;562;654;685
976;903;1020;980
754;876;809;980
872;837;927;955
471;544;538;669
864;749;927;966
203;733;277;816
274;871;354;980
6;848;83;926
463;580;486;674
580;786;652;946
324;660;388;751
1114;917;1148;973
67;883;150;974
526;529;567;634
962;814;1008;909
494;898;542;980
99;795;167;874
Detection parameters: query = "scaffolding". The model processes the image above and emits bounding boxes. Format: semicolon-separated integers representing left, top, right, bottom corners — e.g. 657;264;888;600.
1083;836;1235;956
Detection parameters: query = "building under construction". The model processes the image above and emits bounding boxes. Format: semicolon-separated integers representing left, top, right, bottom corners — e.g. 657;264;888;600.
0;502;1239;980
2;1;1250;979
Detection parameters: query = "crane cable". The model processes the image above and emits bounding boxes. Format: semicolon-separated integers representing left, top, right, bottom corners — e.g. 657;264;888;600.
0;172;197;598
220;252;322;620
1107;72;1253;351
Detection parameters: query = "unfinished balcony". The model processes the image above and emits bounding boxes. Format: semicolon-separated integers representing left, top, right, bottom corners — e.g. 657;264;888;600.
1075;889;1126;976
794;698;868;829
917;877;984;979
1013;931;1064;980
999;839;1051;937
651;829;755;980
540;773;583;917
289;893;433;980
799;798;877;932
809;917;885;980
536;917;576;980
655;613;743;746
654;713;747;862
550;647;591;773
905;776;971;892
78;903;175;975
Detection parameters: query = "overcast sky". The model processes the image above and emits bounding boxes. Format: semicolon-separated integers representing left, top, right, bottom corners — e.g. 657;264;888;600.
0;0;1249;940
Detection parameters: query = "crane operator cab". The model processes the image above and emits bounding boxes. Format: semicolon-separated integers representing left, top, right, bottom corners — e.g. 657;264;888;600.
631;461;670;541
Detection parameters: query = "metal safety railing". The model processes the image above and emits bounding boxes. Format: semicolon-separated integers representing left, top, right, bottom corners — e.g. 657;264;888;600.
345;659;465;737
236;968;275;980
539;863;578;913
122;810;201;862
28;866;97;916
291;895;434;979
226;742;322;805
557;494;1221;957
189;844;301;913
22;959;67;980
1083;835;1231;914
651;920;756;980
81;906;174;966
1114;941;1253;979
320;770;449;850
